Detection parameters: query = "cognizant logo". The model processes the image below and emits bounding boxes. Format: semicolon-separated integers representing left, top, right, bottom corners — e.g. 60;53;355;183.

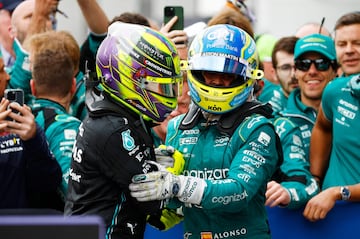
183;168;228;180
212;191;248;205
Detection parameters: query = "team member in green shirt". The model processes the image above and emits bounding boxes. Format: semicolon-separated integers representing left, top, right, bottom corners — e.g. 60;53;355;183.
266;33;338;209
304;11;360;222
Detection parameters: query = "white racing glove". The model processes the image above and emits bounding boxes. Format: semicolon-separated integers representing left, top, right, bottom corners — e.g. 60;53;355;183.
154;145;185;175
129;170;206;205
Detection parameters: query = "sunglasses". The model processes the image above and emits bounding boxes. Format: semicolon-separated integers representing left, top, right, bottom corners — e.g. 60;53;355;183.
295;59;333;71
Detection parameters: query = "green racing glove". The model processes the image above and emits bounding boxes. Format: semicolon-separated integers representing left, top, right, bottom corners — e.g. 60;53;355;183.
147;208;183;231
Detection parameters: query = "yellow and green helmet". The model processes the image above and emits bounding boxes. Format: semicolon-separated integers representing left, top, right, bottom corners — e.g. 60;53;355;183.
96;22;183;123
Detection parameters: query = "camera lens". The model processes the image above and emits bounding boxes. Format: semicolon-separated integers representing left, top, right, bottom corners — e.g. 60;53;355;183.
8;92;16;100
165;7;174;17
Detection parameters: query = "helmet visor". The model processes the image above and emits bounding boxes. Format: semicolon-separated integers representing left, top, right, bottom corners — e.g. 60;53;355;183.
144;75;183;98
189;55;251;78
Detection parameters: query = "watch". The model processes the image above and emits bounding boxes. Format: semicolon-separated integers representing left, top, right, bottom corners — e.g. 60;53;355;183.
340;186;351;201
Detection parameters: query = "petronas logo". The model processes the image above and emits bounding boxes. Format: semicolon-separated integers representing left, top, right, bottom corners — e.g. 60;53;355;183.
122;129;135;151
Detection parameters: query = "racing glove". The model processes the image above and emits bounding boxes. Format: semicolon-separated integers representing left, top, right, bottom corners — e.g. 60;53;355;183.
154;145;185;175
144;157;185;231
129;170;206;205
147;208;183;231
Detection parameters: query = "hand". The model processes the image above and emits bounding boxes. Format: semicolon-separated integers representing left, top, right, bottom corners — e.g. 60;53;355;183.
0;98;11;132
147;208;183;231
303;187;339;222
160;16;188;50
34;0;59;16
1;99;37;141
130;171;180;201
155;145;185;175
130;171;206;205
265;181;291;207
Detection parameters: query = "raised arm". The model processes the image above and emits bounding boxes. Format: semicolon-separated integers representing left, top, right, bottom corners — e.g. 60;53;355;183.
160;16;188;60
22;0;58;50
77;0;109;34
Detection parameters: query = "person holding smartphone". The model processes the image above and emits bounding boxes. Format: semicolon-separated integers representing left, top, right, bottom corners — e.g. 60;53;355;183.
161;6;188;60
0;56;62;209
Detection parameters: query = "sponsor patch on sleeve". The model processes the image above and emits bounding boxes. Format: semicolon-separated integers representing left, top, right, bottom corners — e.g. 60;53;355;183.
257;132;270;146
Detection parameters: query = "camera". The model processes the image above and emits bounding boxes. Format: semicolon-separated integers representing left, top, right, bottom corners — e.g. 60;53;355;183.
4;89;24;120
5;89;24;106
164;7;175;17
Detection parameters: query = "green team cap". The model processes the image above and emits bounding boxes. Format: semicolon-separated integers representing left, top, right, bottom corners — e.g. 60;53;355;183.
294;33;336;60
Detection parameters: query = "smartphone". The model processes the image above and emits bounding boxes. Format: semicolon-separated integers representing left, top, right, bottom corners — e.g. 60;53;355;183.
164;6;184;31
5;89;24;119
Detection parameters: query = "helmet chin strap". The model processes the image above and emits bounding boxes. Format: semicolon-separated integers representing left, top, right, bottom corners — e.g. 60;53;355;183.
349;74;360;98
